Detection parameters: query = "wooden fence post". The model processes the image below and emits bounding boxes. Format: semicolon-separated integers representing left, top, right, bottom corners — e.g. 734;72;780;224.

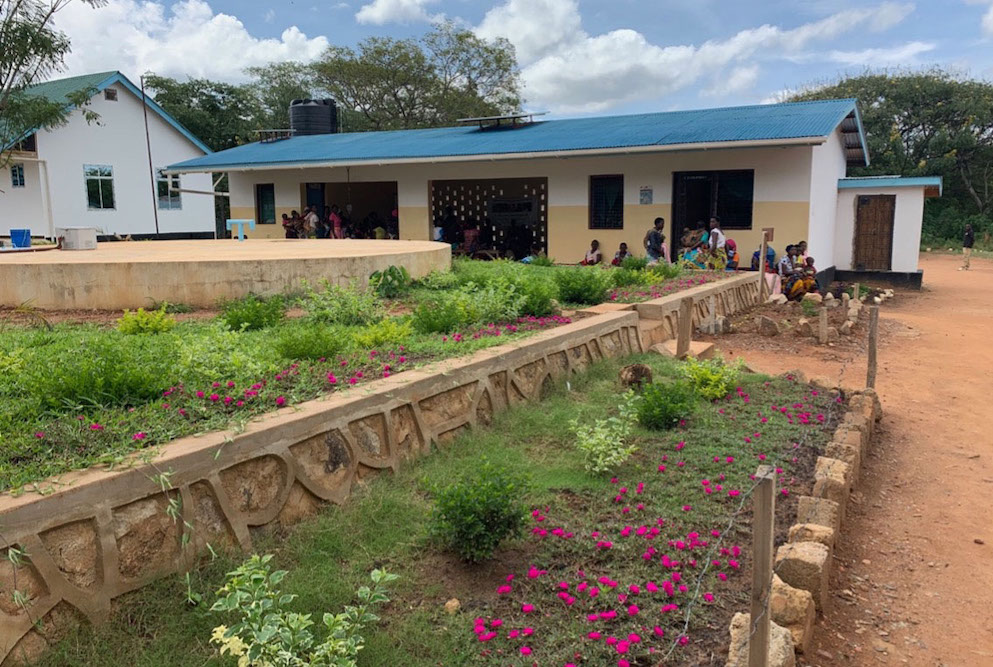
867;305;879;389
758;231;769;303
852;282;861;302
676;297;693;358
818;306;828;345
749;465;776;667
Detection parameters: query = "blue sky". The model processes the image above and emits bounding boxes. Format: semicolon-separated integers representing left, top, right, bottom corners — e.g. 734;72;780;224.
57;0;993;117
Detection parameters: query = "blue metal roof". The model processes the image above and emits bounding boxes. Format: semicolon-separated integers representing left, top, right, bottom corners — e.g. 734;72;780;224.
5;71;212;154
838;176;942;195
168;98;864;172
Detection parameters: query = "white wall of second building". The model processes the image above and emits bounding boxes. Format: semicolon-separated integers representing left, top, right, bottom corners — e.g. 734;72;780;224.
34;83;214;236
808;128;848;268
0;160;46;236
834;187;925;273
229;142;819;258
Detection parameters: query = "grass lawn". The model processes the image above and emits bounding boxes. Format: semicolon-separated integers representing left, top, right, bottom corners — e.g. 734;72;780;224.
0;259;725;493
35;353;840;667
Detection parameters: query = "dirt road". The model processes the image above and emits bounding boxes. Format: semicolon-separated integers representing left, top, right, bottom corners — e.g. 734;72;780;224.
715;253;993;666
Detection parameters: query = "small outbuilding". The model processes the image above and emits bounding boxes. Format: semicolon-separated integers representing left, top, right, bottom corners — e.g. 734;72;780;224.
168;98;937;284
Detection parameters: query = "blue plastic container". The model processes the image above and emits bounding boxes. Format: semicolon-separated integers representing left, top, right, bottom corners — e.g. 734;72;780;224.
9;229;30;248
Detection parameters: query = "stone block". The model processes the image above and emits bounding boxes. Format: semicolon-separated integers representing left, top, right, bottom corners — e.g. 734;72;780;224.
796;495;840;533
768;293;788;305
835;420;868;458
802;292;822;304
839;320;853;336
757;315;781;336
813;456;852;507
824;440;861;484
787;523;836;550
771;574;816;654
775;541;830;611
796;318;813;337
825;327;839;343
726;612;797;667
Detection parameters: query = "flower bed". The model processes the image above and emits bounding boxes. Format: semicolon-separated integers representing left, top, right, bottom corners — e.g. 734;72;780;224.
30;354;843;667
608;271;727;303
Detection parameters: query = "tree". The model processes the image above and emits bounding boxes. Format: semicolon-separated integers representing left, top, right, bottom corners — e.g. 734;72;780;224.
142;75;262;152
0;0;103;168
789;70;993;241
244;61;315;131
310;21;521;131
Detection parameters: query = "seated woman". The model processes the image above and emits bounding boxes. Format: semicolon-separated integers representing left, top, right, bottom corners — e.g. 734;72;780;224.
725;239;740;270
611;242;631;266
581;239;602;265
682;243;708;269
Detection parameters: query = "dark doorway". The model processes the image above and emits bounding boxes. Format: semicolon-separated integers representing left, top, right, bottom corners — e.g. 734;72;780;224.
305;183;325;212
672;170;754;246
255;183;275;225
322;181;398;237
430;178;548;258
853;195;895;271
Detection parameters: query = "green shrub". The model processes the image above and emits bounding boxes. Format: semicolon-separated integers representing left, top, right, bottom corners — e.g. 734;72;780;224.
220;294;285;331
411;283;523;334
800;299;819;318
645;261;683;281
417;270;460;290
571;391;639;473
149;300;194;314
514;275;558;317
554;266;612;304
635;380;697;430
300;280;383;326
611;267;648;288
274;323;349;361
529;255;555;267
352;318;413;349
175;322;275;385
116;306;176;334
369;265;412;298
210;554;396;666
680;357;743;401
429;461;527;562
620;255;648;271
21;333;176;409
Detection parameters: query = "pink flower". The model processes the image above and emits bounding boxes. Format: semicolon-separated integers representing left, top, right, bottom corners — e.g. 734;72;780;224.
703;593;714;602
327;373;337;384
209;393;220;402
275;395;286;407
626;604;639;616
497;585;512;595
236;400;244;407
490;619;503;628
132;432;147;441
522;627;534;636
522;604;534;613
781;488;790;497
34;432;45;439
195;390;205;399
588;631;601;639
682;505;692;511
89;423;104;431
349;377;358;385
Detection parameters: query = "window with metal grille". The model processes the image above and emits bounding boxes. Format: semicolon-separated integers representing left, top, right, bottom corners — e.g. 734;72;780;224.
84;164;115;210
714;170;754;229
672;170;754;232
10;164;25;188
156;169;182;210
589;175;624;229
104;88;118;101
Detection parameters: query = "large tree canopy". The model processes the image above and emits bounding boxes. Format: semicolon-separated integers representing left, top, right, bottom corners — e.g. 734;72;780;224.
0;0;103;167
789;70;993;242
309;21;521;131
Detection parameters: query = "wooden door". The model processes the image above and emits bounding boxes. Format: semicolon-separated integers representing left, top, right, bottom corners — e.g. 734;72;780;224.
854;195;895;271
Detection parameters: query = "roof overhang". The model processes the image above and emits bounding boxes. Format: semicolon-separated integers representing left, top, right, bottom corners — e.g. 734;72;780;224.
838;176;942;197
838;106;869;168
164;135;827;175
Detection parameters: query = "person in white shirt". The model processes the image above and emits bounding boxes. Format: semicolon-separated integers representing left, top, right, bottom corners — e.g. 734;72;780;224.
709;216;726;253
303;207;320;238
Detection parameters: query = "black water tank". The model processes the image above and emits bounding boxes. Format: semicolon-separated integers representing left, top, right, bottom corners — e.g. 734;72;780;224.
289;98;338;135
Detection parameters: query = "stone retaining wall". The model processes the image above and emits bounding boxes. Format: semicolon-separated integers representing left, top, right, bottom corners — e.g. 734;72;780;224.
0;311;642;664
730;389;883;665
0;272;765;665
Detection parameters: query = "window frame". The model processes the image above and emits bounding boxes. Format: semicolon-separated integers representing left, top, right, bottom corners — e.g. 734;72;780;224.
10;163;25;188
156;169;182;210
255;183;276;224
672;169;755;231
588;174;625;230
83;164;116;211
104;88;118;101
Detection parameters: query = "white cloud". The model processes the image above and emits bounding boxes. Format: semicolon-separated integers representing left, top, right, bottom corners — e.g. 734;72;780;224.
54;0;328;82
703;64;760;97
263;9;275;23
475;0;915;112
355;0;440;25
828;40;935;66
964;0;993;36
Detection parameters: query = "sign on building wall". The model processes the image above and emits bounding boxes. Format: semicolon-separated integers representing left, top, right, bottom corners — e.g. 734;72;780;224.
639;186;653;205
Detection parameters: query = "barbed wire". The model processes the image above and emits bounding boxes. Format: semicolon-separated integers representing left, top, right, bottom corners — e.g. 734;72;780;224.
660;352;853;661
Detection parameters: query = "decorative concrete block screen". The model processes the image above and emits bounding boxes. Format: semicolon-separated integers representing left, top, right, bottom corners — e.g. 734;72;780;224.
634;272;762;341
0;311;642;664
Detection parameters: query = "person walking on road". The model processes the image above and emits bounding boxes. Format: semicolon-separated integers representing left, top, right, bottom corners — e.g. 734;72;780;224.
961;223;975;271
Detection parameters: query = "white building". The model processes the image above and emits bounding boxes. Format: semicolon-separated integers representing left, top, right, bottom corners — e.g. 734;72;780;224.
169;99;940;286
1;71;215;240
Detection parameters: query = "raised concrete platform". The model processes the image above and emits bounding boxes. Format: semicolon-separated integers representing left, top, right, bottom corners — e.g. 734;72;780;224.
0;239;451;310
